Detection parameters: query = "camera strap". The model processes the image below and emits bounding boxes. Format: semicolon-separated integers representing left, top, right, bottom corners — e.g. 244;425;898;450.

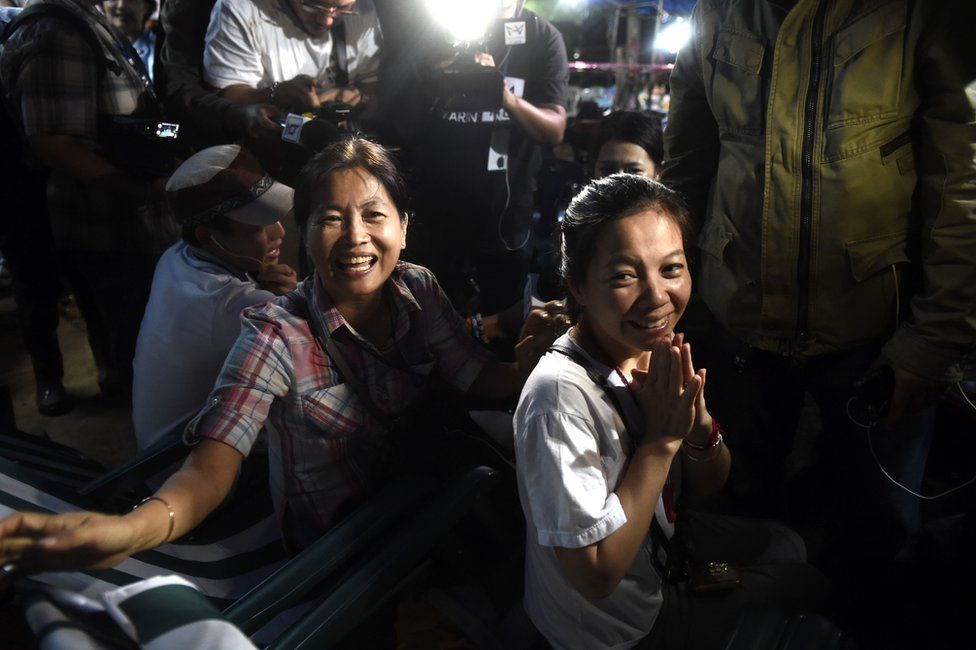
330;21;349;87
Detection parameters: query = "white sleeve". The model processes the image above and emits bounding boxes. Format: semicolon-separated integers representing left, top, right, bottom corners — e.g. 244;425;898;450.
345;11;383;85
518;411;627;549
203;0;265;90
211;281;276;350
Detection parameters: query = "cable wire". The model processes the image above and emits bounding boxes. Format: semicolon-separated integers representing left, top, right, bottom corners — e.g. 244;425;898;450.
846;397;976;500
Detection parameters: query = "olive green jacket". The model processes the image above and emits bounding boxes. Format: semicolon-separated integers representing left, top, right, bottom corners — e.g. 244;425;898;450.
663;0;976;380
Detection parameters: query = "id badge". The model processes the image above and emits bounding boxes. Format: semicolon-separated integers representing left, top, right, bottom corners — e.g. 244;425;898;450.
504;76;525;99
504;21;526;45
487;127;510;171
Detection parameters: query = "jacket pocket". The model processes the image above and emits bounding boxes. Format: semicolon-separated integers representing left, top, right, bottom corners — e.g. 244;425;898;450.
846;231;909;282
697;216;733;262
825;0;906;130
710;30;766;135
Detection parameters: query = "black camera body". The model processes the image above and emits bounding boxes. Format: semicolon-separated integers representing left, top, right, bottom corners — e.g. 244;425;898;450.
97;115;184;178
434;41;504;112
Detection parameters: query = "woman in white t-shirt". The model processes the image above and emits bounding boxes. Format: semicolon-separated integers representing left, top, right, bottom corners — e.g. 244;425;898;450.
514;174;828;649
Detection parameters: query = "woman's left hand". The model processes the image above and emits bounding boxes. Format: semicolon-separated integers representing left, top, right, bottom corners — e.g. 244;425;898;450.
672;333;712;445
514;301;569;380
519;301;570;340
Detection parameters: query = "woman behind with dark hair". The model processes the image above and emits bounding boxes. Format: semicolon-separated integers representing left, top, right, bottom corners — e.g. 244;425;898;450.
594;111;664;180
0;138;557;563
514;174;828;649
476;111;668;343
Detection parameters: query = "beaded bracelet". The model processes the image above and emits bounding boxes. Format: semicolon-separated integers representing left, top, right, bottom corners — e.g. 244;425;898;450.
269;80;281;106
133;496;175;544
467;313;489;344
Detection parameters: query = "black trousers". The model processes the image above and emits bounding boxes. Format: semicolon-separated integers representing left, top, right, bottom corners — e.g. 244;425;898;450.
0;171;64;386
60;250;159;390
640;511;830;650
696;314;934;567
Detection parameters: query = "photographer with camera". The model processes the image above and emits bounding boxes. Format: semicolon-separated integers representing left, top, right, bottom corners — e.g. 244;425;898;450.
1;0;180;396
203;0;382;116
401;0;568;316
155;0;282;149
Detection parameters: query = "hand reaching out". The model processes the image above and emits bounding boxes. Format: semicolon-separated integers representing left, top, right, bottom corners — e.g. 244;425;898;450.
514;301;567;382
0;510;140;574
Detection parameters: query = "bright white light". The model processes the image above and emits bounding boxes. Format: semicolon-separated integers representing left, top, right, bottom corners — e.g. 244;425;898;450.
425;0;501;44
654;18;692;53
558;0;583;8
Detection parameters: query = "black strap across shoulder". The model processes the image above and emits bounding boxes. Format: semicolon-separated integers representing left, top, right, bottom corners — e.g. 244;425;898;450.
330;21;349;87
547;340;687;582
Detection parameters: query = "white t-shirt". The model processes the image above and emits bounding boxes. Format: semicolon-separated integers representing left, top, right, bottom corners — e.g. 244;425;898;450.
203;0;382;90
513;333;678;650
132;242;276;450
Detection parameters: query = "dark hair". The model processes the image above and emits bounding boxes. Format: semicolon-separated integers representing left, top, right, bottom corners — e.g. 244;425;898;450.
293;137;410;233
560;174;693;320
594;111;664;169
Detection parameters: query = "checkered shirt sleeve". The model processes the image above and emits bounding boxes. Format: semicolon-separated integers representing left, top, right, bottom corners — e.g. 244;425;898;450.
407;267;492;391
185;309;295;456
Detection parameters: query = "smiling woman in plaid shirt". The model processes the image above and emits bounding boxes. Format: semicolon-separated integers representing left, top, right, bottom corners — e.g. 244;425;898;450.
0;138;562;567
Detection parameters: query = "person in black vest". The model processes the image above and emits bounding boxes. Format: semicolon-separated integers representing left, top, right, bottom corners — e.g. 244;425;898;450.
400;0;569;316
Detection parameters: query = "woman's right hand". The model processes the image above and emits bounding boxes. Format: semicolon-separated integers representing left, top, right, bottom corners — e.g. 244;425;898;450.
0;510;138;573
631;338;703;451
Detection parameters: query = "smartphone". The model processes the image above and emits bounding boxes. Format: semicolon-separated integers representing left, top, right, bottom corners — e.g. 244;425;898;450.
689;562;742;594
155;122;180;139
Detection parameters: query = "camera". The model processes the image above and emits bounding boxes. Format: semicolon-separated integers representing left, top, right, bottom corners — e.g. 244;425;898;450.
435;42;504;112
97;115;185;178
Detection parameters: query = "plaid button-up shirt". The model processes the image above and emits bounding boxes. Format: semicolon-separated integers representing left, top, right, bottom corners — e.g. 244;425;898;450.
187;263;491;549
0;0;170;253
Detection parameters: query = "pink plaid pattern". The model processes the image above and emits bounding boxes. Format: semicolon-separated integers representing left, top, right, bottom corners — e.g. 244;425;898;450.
186;263;491;547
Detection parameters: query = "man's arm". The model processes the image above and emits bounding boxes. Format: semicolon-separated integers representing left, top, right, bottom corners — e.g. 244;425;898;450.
467;304;561;398
28;135;165;203
881;2;976;389
203;0;267;97
509;16;569;147
660;1;720;231
501;93;566;147
157;0;249;138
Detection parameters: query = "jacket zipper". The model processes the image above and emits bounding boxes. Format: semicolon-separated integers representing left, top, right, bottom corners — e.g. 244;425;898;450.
796;1;829;341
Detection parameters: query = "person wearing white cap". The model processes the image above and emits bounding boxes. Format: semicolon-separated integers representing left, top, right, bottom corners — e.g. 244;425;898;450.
131;145;298;451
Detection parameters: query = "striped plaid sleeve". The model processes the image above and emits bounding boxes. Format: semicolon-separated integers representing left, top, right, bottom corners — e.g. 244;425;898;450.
14;23;100;139
411;268;492;391
185;310;294;456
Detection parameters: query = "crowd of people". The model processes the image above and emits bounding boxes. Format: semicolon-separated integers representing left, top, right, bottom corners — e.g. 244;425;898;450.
0;0;974;648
